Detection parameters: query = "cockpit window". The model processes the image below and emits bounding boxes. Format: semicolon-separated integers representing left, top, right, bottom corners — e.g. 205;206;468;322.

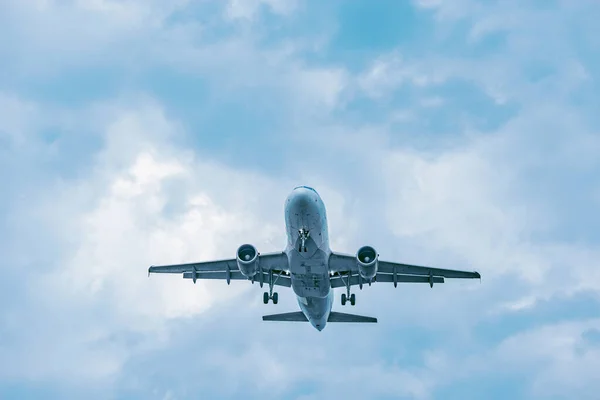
294;185;317;193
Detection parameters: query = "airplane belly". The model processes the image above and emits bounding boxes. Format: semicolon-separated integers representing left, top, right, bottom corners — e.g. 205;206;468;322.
289;249;330;298
291;273;330;298
297;290;334;331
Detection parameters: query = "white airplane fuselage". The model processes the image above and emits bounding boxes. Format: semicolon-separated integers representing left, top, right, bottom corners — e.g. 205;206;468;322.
284;186;333;331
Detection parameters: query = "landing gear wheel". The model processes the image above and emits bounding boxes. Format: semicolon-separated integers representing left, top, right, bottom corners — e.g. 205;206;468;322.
263;292;269;304
272;292;278;304
350;293;356;306
341;293;347;306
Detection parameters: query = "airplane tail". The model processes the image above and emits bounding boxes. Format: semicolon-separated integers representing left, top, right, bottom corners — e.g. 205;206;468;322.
262;311;377;323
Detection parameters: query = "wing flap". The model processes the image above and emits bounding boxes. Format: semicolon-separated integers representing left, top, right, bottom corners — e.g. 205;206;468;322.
149;260;237;274
182;270;292;287
328;252;481;280
148;251;289;276
330;273;444;288
375;273;445;284
183;270;244;280
379;261;480;279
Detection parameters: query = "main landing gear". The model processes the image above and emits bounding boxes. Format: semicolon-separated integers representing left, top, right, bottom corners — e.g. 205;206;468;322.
264;291;278;304
339;273;356;306
341;293;355;306
262;269;280;304
298;228;310;252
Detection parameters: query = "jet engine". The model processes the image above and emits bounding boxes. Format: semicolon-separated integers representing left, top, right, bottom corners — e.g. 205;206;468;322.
356;245;378;280
237;244;259;277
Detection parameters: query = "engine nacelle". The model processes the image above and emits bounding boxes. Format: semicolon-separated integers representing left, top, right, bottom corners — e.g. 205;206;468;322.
356;245;378;280
237;244;259;277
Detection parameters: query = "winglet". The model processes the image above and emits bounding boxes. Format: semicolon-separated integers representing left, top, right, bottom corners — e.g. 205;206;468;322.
148;266;152;277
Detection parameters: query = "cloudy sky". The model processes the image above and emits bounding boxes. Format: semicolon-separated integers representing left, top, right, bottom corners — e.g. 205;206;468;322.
1;0;600;399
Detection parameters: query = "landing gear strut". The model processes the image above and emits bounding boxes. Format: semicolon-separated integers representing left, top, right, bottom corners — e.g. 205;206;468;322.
263;269;281;304
298;228;310;252
339;272;356;306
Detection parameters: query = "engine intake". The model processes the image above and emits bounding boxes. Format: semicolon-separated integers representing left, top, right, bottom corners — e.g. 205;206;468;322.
237;244;259;277
357;245;378;280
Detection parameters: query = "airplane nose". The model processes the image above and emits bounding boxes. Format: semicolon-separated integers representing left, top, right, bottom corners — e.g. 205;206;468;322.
288;189;313;209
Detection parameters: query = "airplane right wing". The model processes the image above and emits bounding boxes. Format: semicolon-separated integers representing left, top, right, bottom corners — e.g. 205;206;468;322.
329;252;480;289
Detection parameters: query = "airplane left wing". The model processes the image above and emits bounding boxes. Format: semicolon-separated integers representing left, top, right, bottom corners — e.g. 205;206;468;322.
148;251;291;287
329;252;480;289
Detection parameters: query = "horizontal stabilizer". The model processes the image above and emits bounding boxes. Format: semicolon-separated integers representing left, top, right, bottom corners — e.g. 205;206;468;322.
327;312;377;323
262;312;308;322
262;311;377;323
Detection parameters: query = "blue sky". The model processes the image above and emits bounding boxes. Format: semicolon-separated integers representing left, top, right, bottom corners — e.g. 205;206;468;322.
1;0;599;399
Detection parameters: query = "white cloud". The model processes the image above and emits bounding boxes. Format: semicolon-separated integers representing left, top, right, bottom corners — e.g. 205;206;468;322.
420;96;444;108
370;1;599;109
0;92;439;397
1;0;349;117
488;320;600;399
412;0;474;20
383;143;599;302
2;0;600;398
399;319;600;399
0;96;297;384
0;95;39;145
357;53;444;99
225;0;298;20
290;66;349;110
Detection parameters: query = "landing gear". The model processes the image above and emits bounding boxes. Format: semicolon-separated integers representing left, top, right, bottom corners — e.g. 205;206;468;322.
262;269;280;304
263;291;278;304
341;293;356;306
340;273;356;306
298;228;310;252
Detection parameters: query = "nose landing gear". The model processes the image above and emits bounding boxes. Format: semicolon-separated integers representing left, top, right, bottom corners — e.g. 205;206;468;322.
298;228;310;252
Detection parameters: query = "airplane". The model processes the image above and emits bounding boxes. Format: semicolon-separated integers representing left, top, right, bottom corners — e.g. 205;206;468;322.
148;186;481;331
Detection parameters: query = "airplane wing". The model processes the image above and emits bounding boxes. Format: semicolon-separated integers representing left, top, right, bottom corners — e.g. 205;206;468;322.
328;252;480;289
148;251;291;287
